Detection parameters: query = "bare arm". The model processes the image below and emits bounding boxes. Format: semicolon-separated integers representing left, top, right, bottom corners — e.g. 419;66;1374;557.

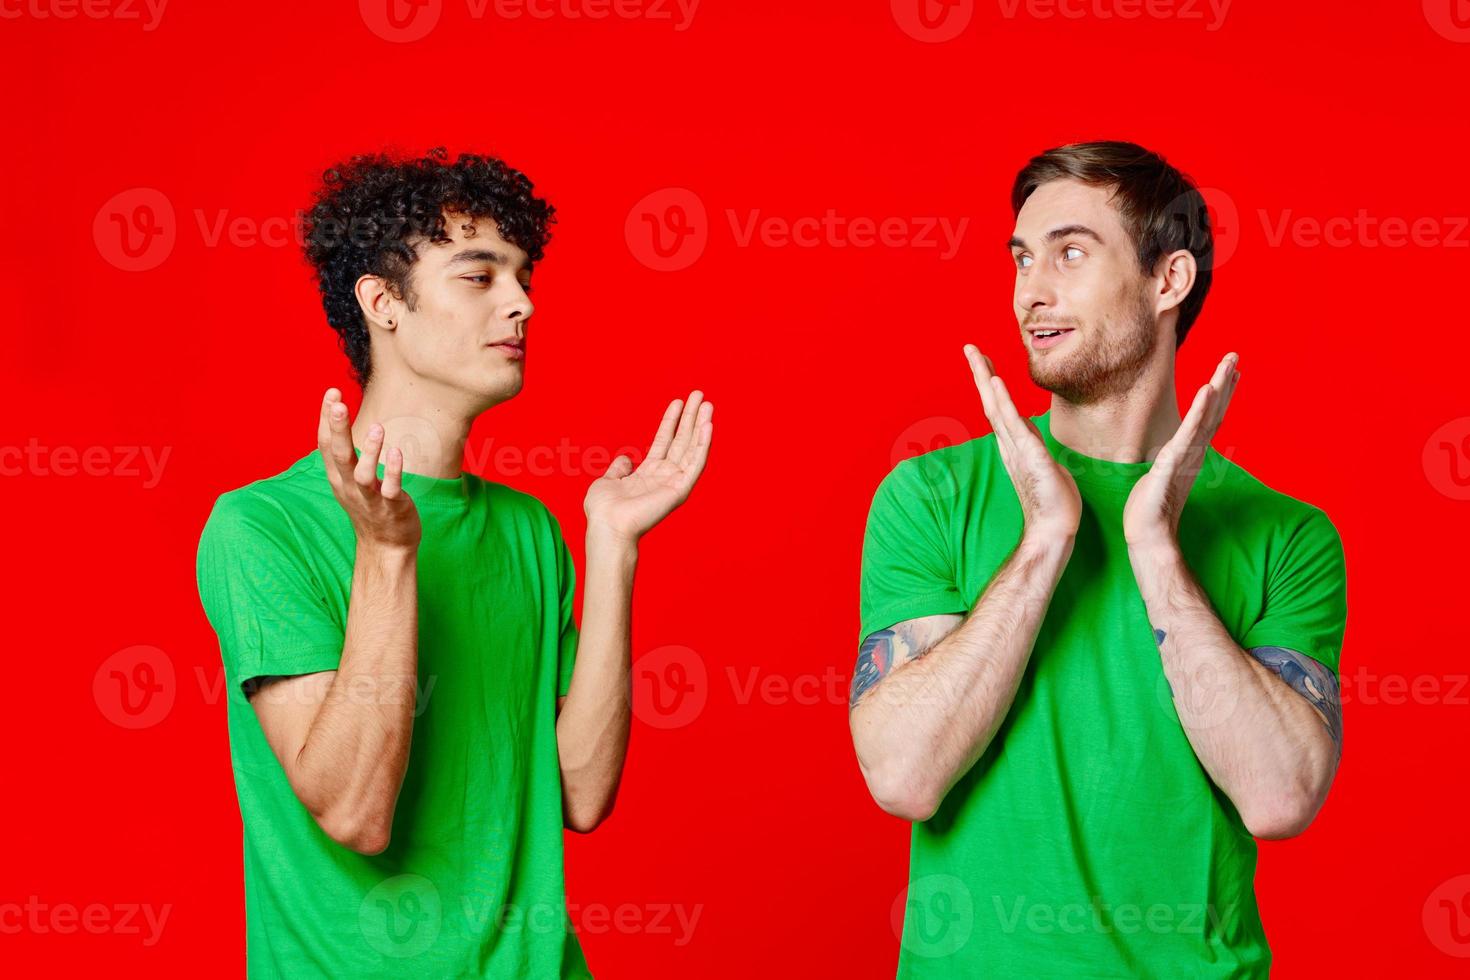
850;532;1073;821
556;392;713;832
1124;354;1342;839
848;346;1080;821
250;389;422;855
1132;544;1340;838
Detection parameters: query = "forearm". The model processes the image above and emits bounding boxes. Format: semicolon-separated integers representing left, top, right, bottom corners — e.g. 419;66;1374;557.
555;529;637;832
852;532;1074;820
292;544;419;852
1129;540;1336;837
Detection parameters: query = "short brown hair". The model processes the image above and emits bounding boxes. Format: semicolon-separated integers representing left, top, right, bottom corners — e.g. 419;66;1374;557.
1012;141;1214;347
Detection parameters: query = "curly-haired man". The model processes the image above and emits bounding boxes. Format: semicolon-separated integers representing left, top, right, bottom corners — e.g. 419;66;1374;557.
197;148;713;977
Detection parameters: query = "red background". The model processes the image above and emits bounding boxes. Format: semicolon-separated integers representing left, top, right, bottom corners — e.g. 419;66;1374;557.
4;0;1469;975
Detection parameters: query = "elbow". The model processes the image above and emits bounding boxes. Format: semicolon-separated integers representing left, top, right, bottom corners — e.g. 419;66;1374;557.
861;761;942;823
314;806;393;855
564;797;615;834
1239;792;1321;841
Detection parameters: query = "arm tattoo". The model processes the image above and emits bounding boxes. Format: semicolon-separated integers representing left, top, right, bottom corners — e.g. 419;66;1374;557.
849;615;962;710
849;630;896;708
1248;645;1344;757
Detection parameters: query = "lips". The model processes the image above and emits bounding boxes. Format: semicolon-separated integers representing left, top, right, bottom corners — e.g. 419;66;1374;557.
487;338;525;359
1028;327;1075;350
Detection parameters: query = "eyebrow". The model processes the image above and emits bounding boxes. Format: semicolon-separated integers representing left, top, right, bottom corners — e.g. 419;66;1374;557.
1007;224;1106;250
443;248;532;272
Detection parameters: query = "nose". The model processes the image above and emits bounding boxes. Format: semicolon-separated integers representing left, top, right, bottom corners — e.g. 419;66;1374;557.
1016;262;1057;321
500;283;534;323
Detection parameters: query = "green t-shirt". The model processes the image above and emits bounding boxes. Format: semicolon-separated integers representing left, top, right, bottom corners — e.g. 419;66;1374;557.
196;449;588;979
859;410;1347;979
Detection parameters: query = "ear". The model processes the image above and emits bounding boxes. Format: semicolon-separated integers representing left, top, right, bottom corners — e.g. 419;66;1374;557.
354;273;401;332
1153;249;1198;318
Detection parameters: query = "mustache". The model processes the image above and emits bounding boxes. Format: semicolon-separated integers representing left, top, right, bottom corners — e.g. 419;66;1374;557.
1022;314;1083;329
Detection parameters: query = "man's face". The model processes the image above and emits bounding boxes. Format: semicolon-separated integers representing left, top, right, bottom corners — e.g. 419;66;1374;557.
1009;180;1161;403
382;212;535;404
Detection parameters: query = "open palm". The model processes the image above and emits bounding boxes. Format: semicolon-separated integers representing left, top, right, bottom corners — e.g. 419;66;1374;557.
1124;353;1239;549
584;390;714;542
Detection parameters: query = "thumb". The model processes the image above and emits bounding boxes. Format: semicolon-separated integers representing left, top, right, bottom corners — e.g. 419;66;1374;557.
605;454;634;479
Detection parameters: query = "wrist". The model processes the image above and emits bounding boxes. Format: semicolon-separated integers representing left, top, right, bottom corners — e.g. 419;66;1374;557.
585;523;640;561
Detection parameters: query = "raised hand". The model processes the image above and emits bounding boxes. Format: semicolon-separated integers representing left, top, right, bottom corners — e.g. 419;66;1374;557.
583;390;713;544
1123;352;1240;550
964;345;1082;543
318;388;421;553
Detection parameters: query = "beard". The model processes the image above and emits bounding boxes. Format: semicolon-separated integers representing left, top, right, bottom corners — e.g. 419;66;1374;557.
1026;287;1158;404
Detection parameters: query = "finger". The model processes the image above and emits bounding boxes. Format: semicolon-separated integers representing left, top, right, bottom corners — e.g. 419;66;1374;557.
380;446;405;499
325;395;359;484
677;416;714;493
989;376;1034;454
318;389;343;484
605;454;635;479
964;345;1000;424
644;399;684;463
668;389;705;462
354;422;385;491
1172;383;1214;459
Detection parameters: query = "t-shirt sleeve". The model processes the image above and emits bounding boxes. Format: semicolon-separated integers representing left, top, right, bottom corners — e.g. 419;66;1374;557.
858;458;969;645
550;515;580;699
1240;507;1348;676
196;493;346;694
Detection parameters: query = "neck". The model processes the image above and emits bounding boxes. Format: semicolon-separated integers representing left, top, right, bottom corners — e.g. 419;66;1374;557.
351;375;479;480
1046;353;1181;464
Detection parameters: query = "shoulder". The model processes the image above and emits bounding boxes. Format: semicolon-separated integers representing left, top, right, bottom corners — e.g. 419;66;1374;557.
1203;451;1343;554
478;478;569;542
199;451;331;548
874;431;1001;502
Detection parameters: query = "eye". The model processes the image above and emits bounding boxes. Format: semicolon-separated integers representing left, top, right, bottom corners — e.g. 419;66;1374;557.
1016;253;1033;269
1063;245;1084;261
463;274;492;284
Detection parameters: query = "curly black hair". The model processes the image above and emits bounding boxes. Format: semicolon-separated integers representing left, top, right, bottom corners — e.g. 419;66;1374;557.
302;147;555;387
